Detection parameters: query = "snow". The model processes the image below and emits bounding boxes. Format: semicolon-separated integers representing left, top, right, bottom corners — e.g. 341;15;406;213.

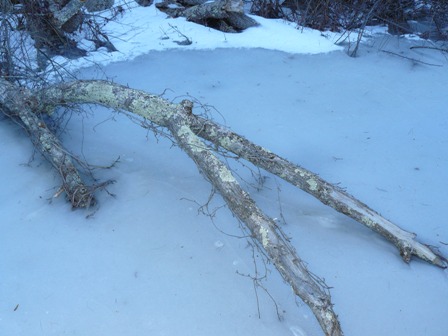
61;3;341;71
1;3;448;336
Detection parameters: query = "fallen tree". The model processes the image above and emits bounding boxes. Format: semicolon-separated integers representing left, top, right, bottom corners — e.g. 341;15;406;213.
156;0;259;32
0;78;446;336
2;0;117;65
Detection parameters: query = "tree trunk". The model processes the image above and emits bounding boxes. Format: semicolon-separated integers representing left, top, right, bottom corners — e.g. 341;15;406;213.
18;0;115;58
47;0;115;28
1;78;446;335
156;0;259;32
47;0;85;28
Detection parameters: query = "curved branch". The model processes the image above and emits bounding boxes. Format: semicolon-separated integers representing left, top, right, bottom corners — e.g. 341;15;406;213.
40;81;448;268
187;114;447;268
33;78;448;333
38;79;342;335
38;79;447;268
167;103;342;336
0;80;94;207
38;80;176;126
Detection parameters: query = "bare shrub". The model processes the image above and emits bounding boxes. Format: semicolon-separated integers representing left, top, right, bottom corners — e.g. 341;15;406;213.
248;0;448;41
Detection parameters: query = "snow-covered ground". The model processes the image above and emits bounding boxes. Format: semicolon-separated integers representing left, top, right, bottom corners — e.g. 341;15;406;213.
1;3;448;336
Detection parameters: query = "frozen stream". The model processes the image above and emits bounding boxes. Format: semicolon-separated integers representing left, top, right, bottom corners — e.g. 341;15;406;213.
1;44;448;336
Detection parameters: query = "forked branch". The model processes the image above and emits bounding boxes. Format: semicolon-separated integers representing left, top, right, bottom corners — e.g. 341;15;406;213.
187;115;447;268
38;79;343;335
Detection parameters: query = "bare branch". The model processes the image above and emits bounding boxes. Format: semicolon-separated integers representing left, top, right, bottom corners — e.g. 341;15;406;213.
37;79;447;268
166;103;342;336
0;79;94;208
37;79;342;335
187;114;448;268
29;78;447;334
47;0;84;28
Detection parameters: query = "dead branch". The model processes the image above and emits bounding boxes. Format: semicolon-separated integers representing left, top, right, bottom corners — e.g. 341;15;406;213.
48;0;115;28
36;79;342;335
0;79;94;208
21;78;446;334
36;79;447;269
167;102;342;336
186;114;447;268
156;0;258;32
381;49;443;67
409;45;448;53
47;0;84;28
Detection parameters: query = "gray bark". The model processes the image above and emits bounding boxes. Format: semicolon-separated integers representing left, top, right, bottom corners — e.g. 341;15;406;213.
135;0;153;7
167;102;342;336
183;0;243;20
84;0;114;12
156;0;258;32
226;12;259;30
186;115;447;268
48;0;84;28
0;80;94;208
48;0;114;28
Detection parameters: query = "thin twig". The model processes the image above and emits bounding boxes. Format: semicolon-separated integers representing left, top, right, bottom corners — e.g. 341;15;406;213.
410;45;448;53
381;49;443;67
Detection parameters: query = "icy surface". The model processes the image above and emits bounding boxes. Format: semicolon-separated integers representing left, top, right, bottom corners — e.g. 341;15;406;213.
1;3;448;336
